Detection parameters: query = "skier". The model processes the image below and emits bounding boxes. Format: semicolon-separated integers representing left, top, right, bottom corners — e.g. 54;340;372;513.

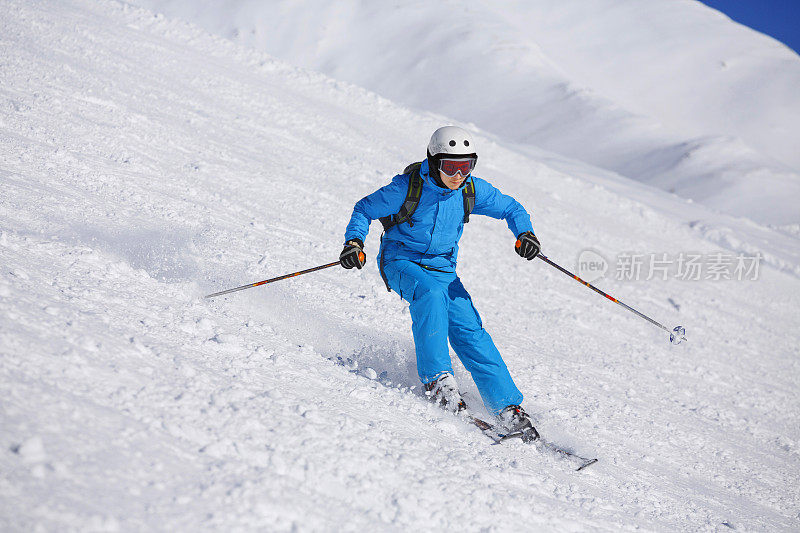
339;126;542;441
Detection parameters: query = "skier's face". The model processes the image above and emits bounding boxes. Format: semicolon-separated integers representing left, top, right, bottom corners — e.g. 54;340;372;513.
441;169;468;189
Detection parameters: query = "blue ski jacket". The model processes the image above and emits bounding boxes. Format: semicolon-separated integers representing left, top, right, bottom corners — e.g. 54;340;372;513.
345;159;534;272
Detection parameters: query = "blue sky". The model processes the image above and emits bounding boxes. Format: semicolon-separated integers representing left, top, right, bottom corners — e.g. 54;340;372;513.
698;0;800;55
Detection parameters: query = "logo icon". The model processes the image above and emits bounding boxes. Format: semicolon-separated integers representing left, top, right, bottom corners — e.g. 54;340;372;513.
577;249;608;283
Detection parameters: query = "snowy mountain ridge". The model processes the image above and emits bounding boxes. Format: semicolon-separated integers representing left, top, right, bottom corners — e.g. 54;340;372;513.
129;0;800;226
1;0;799;531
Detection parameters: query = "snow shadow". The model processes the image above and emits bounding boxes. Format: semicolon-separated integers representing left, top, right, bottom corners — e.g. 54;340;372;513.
238;282;488;414
63;222;201;282
240;284;422;389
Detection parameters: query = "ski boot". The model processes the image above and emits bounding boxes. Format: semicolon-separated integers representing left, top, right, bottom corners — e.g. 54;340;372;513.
498;405;540;443
424;373;467;414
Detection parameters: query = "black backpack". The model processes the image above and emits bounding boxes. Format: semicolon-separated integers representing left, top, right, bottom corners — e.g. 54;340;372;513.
378;161;475;232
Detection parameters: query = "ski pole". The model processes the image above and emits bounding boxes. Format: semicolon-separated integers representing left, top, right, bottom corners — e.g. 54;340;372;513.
536;253;686;345
204;261;341;299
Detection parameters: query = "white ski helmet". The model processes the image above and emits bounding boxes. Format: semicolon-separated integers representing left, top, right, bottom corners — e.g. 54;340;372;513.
427;126;477;158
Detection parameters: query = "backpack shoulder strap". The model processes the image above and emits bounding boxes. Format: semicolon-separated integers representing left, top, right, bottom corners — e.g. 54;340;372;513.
402;161;423;175
462;179;476;223
379;162;424;232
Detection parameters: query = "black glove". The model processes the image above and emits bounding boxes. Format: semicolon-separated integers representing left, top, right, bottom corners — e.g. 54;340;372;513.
340;239;366;269
515;232;540;260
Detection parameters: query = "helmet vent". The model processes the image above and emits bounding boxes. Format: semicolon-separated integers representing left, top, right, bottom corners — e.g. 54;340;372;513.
464;140;469;146
449;140;456;146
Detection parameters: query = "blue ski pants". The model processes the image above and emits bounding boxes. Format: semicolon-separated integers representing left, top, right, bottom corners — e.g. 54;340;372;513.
382;259;523;414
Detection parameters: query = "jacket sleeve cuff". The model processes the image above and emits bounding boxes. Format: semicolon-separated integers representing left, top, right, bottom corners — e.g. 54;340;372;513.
345;237;364;248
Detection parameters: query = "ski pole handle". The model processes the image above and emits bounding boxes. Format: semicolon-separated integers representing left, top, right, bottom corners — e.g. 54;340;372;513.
204;261;340;299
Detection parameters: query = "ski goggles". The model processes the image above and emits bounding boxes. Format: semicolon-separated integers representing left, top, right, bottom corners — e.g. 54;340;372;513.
438;157;476;178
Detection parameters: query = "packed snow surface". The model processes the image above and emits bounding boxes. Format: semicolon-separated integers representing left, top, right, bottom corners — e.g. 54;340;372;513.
2;0;800;531
130;0;800;226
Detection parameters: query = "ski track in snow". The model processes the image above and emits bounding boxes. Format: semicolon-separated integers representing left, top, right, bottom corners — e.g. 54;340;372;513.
1;1;799;531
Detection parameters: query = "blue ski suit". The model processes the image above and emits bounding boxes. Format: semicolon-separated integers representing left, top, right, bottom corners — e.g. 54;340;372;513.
344;159;534;414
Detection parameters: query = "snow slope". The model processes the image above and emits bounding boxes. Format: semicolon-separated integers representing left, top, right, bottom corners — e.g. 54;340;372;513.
2;0;800;531
128;0;800;227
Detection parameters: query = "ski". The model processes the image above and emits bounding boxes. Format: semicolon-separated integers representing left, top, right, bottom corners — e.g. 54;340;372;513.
539;439;599;471
470;416;598;471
